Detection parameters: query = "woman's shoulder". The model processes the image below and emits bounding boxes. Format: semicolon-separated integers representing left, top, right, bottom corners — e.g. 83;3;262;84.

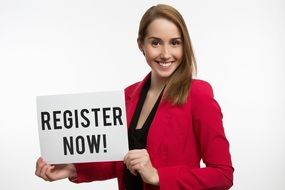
124;81;141;98
189;79;214;98
189;79;221;112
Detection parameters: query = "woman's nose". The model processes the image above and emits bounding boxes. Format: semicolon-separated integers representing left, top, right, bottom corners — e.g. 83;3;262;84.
160;45;171;59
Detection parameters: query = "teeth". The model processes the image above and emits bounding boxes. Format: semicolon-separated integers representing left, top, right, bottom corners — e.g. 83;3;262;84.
159;62;172;68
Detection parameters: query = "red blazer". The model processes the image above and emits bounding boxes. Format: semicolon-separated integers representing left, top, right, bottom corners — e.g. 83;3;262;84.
73;74;234;190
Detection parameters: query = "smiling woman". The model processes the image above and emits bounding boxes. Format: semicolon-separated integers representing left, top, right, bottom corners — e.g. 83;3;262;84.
35;4;234;190
137;5;196;105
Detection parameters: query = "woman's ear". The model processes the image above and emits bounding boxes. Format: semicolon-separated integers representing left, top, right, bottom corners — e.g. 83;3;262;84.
137;38;145;55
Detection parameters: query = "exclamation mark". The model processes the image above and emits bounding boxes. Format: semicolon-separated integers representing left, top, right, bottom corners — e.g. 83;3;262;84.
103;134;107;153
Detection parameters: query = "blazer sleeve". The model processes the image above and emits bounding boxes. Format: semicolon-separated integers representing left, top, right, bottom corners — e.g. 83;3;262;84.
158;81;234;190
71;162;116;183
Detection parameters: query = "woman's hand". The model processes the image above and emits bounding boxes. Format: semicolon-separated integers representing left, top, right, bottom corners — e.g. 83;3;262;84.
35;157;77;182
124;149;159;186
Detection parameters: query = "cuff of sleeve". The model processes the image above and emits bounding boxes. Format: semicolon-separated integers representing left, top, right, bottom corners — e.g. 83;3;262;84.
68;164;81;183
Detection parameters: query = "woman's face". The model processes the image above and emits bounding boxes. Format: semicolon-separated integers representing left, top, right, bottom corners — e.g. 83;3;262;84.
139;18;183;81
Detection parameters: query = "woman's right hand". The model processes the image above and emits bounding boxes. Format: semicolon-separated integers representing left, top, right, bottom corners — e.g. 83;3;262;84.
35;157;77;182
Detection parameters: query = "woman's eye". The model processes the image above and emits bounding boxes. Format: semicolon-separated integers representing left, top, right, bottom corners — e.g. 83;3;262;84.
171;40;182;46
151;40;160;46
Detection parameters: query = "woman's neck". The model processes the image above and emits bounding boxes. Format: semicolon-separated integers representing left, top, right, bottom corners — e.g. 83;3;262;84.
149;73;168;94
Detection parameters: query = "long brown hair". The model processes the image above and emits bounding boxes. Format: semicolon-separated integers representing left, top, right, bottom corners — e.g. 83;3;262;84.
138;4;196;105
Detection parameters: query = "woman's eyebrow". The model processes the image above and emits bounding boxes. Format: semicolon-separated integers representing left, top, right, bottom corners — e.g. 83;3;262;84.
147;37;182;40
147;37;161;40
171;37;182;40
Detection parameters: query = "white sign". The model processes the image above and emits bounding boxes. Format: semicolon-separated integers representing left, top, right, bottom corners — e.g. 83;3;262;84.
37;91;129;164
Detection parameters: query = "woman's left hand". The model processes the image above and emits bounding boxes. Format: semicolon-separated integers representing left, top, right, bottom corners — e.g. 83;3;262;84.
124;149;159;186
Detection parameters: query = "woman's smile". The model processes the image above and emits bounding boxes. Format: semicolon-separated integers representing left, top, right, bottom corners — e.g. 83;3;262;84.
155;61;174;68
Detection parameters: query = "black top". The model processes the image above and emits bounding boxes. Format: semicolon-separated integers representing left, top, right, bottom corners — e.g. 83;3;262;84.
124;78;163;190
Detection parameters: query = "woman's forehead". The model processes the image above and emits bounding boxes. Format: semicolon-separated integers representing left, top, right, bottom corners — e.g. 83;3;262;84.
145;18;181;38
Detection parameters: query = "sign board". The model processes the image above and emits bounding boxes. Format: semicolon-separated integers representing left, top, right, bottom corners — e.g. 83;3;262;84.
37;91;129;164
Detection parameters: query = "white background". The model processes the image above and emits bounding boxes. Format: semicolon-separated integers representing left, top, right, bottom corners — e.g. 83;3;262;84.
0;0;284;189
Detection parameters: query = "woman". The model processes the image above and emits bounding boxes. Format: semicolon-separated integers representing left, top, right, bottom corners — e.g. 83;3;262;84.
35;4;234;190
